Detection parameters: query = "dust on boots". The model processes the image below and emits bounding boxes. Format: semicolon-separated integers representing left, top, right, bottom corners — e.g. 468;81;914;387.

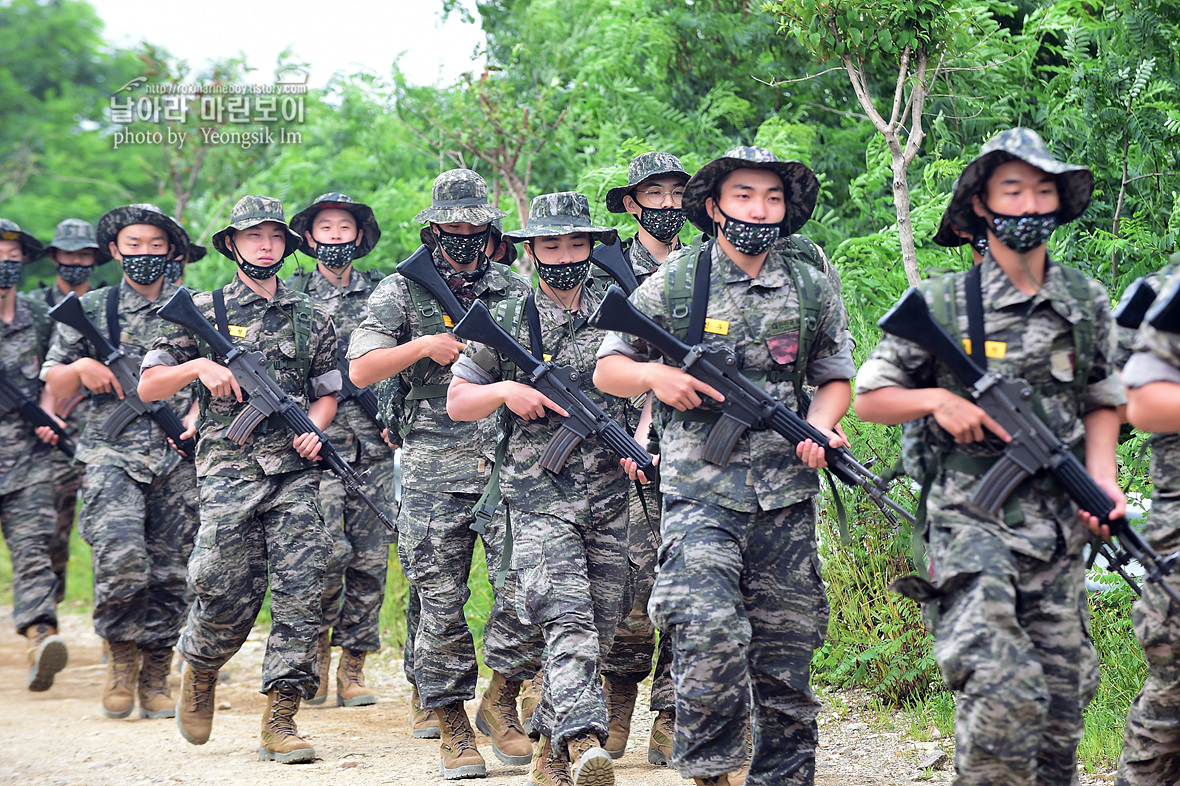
25;623;68;692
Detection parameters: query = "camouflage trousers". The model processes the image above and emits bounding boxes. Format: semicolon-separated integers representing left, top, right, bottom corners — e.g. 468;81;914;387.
649;495;827;786
0;482;59;635
928;523;1093;786
514;493;629;753
318;455;398;651
80;462;199;648
178;470;331;698
398;488;543;709
1116;572;1180;785
603;480;674;711
48;461;82;604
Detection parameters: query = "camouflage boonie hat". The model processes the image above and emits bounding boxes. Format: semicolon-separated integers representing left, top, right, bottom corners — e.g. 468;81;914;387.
605;152;691;214
97;204;188;259
933;176;987;248
211;195;302;261
0;218;46;261
289;192;382;258
47;218;109;262
502;192;618;244
683;146;819;236
946;127;1094;239
414;169;508;226
419;216;518;265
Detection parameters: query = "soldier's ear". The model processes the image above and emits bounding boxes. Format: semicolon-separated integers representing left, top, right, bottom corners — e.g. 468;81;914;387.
355;229;363;248
971;193;988;218
622;194;641;218
304;230;317;251
108;241;122;262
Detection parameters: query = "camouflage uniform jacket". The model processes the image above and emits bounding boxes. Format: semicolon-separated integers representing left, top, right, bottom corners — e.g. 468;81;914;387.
142;275;340;479
287;266;391;465
347;253;532;494
596;241;855;512
453;283;630;521
629;238;664;282
857;253;1125;561
0;292;56;495
32;282;92;431
41;280;195;483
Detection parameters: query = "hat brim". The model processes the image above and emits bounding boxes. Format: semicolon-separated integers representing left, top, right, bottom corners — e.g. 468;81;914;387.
188;243;207;263
212;218;302;261
414;204;509;226
947;149;1094;242
605;169;691;214
4;231;47;262
290;200;382;258
97;208;188;260
682;158;818;236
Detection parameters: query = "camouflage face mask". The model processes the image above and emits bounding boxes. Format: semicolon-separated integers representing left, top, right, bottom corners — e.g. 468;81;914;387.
986;209;1059;254
122;253;168;285
57;263;94;285
164;258;184;283
537;256;591;291
315;241;356;269
435;226;490;267
971;232;989;255
229;237;284;280
0;260;21;289
717;207;780;256
637;206;687;243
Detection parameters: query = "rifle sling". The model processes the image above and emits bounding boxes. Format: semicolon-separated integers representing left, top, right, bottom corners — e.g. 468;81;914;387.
106;285;120;347
525;292;544;360
687;239;713;345
965;263;987;369
212;288;232;341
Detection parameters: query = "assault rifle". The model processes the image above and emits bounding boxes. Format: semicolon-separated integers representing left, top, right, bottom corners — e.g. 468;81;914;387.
336;358;382;428
0;368;75;457
590;237;640;295
589;285;913;525
879;287;1180;605
1113;277;1158;329
49;292;195;457
157;287;394;533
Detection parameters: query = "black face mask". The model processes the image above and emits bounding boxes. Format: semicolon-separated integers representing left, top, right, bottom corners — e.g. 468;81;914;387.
315;241;356;269
164;258;184;283
536;256;591;291
122;254;168;285
986;208;1060;253
0;260;21;289
230;237;284;280
435;226;490;267
58;263;94;285
636;206;687;243
716;206;780;256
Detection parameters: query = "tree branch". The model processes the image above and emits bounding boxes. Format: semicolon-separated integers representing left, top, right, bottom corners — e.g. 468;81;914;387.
1126;171;1179;184
889;46;912;130
753;66;846;87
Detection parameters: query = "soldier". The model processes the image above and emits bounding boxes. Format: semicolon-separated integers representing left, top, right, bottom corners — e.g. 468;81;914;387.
42;204;200;721
1118;268;1180;786
449;192;638;786
37;219;108;604
287;192;395;708
594;146;854;786
854;128;1125;786
347;169;542;779
932;176;989;266
138;195;339;764
165;218;206;285
0;218;70;693
599;151;692;763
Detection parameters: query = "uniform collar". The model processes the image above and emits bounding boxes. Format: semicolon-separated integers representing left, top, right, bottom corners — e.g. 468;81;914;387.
224;273;302;308
712;240;792;289
982;251;1084;324
311;266;370;295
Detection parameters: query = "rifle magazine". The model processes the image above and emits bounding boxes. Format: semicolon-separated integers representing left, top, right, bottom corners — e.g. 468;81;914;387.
539;426;582;474
972;454;1030;518
701;414;746;467
101;401;140;438
226;406;269;445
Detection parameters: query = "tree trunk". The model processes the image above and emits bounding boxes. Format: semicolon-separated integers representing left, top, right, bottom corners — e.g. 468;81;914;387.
891;155;922;286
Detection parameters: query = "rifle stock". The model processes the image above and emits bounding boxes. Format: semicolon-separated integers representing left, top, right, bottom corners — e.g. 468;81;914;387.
1113;278;1157;329
396;244;467;324
591;238;640;295
1146;276;1180;334
0;371;75;457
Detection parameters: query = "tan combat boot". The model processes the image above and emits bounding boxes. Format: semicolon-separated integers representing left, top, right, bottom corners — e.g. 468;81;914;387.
305;630;331;706
259;687;315;763
520;672;543;737
102;640;139;718
336;648;377;707
648;708;674;766
567;733;614;786
138;647;175;719
436;701;487;779
601;678;637;759
475;671;533;765
729;763;749;785
25;623;68;692
527;736;572;786
176;660;218;745
410;685;441;738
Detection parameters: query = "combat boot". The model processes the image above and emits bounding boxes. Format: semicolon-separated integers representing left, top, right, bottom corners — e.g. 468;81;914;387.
475;671;533;765
259;687;315;763
138;647;176;719
336;648;377;706
567;733;614;786
102;640;139;718
527;736;572;786
602;678;637;759
176;660;218;745
25;623;67;692
436;701;487;779
648;708;674;766
520;672;543;737
729;763;749;785
410;685;441;737
306;630;331;706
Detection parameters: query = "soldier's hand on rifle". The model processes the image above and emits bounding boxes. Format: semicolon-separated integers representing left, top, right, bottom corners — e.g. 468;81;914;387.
381;427;399;450
500;381;569;421
1079;475;1126;541
293;431;323;461
796;427;847;469
34;414;67;446
168;405;200;458
196;358;242;401
419;333;467;365
74;357;123;399
621;454;658;485
646;364;724;411
931;390;1011;444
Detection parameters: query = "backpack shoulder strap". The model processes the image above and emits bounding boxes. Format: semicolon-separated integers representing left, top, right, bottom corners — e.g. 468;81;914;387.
1059;264;1094;397
663;236;709;342
288;266;314;294
105;284;121;347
